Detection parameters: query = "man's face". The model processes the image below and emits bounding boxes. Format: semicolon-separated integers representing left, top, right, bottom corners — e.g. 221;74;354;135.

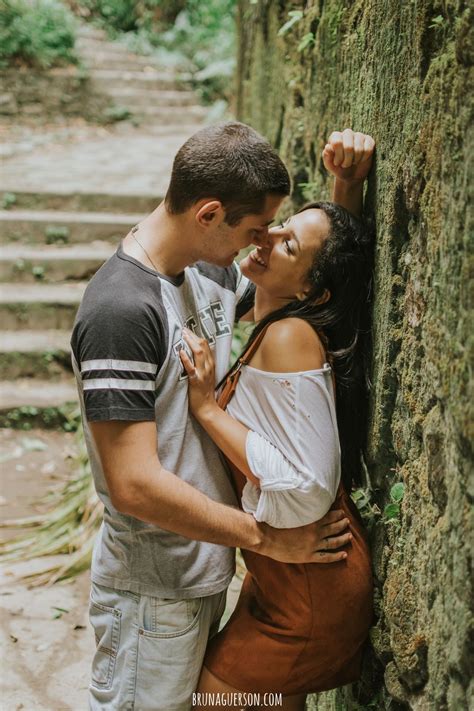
200;194;284;267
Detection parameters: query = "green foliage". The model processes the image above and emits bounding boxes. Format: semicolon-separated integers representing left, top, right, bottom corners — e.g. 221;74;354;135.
383;482;405;523
0;403;80;431
148;0;238;103
429;14;444;29
1;192;17;209
278;10;303;37
45;225;69;244
102;104;133;123
73;0;237;103
70;0;147;32
298;32;315;52
32;265;45;280
0;0;78;69
351;487;381;531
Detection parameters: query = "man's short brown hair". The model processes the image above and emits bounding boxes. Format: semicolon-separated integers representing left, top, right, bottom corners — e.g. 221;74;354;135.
165;122;290;225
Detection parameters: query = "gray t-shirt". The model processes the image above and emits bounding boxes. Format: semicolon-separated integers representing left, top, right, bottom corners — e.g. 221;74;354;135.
71;242;255;598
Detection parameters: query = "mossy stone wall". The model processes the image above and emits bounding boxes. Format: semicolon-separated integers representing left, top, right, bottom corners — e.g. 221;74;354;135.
236;1;472;708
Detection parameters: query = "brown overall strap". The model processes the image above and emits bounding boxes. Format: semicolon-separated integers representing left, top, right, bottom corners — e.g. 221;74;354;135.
216;325;271;409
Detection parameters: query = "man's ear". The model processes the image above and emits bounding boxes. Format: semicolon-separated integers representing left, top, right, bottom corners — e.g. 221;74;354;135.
195;200;224;228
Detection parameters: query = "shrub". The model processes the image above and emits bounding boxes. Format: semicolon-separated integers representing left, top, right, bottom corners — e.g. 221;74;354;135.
0;0;78;69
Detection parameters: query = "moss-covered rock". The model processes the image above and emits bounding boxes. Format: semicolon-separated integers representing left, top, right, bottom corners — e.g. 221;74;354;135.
237;1;472;708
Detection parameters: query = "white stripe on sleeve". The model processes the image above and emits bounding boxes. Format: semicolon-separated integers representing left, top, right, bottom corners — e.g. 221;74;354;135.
83;378;155;391
81;359;157;374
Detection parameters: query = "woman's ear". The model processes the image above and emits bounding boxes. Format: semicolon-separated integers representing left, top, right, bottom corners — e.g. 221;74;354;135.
300;287;331;304
318;288;331;305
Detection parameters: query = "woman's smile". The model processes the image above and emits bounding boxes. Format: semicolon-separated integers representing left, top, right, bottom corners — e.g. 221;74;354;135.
248;247;268;269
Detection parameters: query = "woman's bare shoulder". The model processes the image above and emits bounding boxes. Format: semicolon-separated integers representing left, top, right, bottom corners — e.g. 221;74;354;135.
249;318;327;373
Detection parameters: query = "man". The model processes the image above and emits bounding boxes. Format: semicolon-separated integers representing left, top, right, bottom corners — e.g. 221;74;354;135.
71;122;371;710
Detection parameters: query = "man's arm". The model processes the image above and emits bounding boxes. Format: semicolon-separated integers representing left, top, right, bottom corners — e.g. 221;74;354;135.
322;128;375;217
90;419;351;564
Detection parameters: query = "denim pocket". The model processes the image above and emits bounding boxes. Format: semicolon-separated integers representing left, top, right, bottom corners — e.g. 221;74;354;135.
140;596;203;639
136;597;206;710
89;599;122;689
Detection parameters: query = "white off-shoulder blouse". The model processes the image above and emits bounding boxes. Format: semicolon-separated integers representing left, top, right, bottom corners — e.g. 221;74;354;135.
226;362;341;529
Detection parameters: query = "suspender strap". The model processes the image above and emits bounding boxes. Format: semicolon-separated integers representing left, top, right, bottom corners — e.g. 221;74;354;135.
238;325;271;366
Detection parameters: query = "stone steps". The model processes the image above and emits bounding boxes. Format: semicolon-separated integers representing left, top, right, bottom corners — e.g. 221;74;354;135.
107;87;198;107
0;209;142;244
88;68;192;91
78;51;163;73
0;282;86;330
133;105;208;121
0;379;78;412
0;243;114;283
0;190;158;214
0;23;208;426
0;330;72;379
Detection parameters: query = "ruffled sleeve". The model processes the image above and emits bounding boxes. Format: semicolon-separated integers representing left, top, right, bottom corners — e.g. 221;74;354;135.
229;367;341;529
241;430;335;528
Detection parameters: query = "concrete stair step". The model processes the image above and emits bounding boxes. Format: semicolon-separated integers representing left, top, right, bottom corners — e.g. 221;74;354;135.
0;330;72;379
0;190;158;214
127;105;208;122
77;37;156;59
0;379;78;414
82;55;163;72
0;209;142;244
107;87;198;107
89;68;192;91
0;243;114;283
76;26;106;41
0;282;86;330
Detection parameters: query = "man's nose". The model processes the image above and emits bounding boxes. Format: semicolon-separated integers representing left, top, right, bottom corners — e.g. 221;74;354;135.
253;228;271;248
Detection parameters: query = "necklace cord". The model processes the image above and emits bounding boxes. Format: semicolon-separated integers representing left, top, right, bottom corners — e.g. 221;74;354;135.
131;225;159;272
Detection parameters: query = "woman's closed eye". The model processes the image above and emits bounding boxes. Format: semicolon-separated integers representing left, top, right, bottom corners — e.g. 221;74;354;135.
284;239;294;255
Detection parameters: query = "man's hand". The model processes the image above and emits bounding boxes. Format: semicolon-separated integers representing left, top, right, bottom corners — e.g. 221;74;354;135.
323;129;375;184
256;508;352;563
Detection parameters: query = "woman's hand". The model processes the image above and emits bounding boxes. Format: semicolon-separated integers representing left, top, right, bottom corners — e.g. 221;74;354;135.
322;129;375;183
180;328;219;420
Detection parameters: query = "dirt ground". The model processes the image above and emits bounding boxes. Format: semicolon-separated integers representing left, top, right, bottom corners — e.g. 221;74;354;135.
0;429;94;710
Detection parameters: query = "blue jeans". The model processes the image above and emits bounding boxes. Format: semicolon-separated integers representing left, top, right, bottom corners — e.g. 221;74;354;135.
88;581;227;710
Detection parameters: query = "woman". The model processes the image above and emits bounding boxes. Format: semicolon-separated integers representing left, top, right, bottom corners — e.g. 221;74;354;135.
180;146;375;710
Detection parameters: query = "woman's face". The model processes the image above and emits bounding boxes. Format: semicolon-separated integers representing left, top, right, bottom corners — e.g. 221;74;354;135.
239;208;330;300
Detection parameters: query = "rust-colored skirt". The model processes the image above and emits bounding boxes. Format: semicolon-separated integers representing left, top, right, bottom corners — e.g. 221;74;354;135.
204;459;374;695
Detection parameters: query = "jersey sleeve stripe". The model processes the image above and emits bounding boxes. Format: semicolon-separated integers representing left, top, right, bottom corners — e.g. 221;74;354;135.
81;359;158;374
235;271;250;303
83;378;156;391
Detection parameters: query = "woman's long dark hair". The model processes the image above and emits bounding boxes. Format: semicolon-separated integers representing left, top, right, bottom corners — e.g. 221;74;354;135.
229;201;374;491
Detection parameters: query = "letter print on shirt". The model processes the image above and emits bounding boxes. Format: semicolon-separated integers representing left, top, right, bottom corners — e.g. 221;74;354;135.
172;300;231;381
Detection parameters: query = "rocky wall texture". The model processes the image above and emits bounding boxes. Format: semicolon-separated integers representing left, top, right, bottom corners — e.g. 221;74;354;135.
236;1;472;709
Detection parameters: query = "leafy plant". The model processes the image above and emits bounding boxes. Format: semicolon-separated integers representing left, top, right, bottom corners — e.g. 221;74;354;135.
351;487;381;531
298;32;315;52
429;14;444;29
0;0;78;69
383;482;405;523
1;192;17;209
278;10;303;37
45;225;69;244
32;265;45;280
103;105;133;123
